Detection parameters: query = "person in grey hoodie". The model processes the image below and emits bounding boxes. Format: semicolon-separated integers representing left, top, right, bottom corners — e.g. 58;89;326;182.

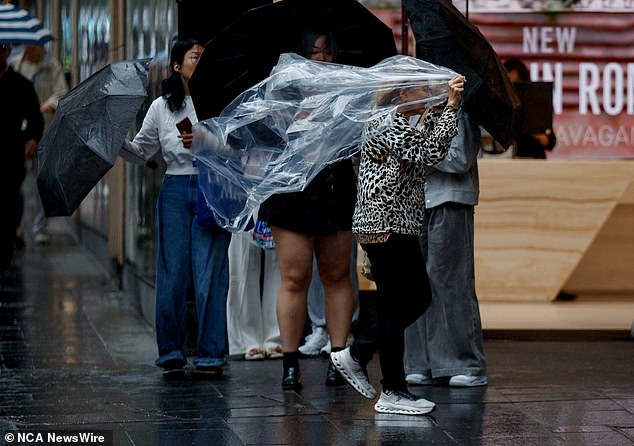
404;108;488;387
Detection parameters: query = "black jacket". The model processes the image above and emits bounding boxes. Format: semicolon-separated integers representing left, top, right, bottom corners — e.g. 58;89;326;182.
0;67;44;184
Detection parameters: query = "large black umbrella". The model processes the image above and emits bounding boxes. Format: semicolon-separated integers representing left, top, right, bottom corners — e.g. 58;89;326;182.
403;0;521;148
37;60;150;217
189;0;397;120
178;0;271;44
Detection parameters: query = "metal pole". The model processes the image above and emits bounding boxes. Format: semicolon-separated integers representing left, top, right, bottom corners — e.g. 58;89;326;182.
401;1;408;55
71;0;78;88
50;0;61;62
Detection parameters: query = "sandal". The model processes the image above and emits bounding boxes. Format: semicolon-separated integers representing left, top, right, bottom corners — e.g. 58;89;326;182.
266;345;283;359
245;347;266;360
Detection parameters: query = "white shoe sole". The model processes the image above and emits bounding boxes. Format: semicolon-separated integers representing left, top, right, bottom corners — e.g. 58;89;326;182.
449;376;488;387
330;351;377;399
374;402;435;415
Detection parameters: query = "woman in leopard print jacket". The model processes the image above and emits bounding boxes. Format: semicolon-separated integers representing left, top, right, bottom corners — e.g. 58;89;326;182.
331;75;465;414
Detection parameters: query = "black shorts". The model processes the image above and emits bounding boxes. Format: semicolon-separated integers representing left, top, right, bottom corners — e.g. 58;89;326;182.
258;159;357;236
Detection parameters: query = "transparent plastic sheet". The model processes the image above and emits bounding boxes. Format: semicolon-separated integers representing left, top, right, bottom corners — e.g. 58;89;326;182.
191;53;457;231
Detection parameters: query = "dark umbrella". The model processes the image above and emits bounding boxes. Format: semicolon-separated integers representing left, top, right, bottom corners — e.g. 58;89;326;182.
37;59;150;217
189;0;397;120
403;0;521;148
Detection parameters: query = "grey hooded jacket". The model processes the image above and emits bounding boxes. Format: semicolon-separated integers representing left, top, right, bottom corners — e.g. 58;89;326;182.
423;108;480;208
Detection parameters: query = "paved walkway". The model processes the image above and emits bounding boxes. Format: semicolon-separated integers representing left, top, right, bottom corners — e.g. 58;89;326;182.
2;221;634;445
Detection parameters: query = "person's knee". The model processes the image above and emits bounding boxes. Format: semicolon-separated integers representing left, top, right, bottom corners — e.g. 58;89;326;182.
281;270;311;293
319;266;352;292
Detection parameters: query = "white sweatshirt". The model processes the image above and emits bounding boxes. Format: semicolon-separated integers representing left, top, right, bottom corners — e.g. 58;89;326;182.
123;95;199;175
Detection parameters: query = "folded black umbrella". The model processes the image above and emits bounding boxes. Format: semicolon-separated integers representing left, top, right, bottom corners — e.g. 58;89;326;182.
403;0;521;148
189;0;397;120
37;60;150;217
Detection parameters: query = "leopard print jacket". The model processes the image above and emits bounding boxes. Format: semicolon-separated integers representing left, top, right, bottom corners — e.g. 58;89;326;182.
352;108;458;239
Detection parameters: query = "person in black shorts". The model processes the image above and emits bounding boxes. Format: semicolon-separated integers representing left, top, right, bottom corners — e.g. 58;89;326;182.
258;29;356;390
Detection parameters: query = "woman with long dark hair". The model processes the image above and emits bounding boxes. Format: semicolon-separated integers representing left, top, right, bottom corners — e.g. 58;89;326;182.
122;39;231;379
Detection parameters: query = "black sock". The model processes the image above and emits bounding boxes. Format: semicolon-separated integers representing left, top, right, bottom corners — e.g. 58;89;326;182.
283;351;299;369
331;346;344;353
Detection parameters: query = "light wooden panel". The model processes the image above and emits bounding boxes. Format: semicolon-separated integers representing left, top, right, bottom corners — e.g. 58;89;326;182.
563;180;634;294
475;159;634;301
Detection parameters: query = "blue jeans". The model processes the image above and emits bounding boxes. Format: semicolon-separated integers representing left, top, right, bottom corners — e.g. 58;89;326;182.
154;175;231;368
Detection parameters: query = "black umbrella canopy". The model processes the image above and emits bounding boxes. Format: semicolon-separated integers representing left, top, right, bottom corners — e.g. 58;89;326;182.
403;0;521;148
37;60;150;217
189;0;397;120
178;0;271;44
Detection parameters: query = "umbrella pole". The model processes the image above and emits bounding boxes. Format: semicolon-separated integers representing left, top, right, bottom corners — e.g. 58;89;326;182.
401;2;409;55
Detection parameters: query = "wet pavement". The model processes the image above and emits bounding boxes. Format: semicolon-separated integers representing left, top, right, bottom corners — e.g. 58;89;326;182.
2;221;634;446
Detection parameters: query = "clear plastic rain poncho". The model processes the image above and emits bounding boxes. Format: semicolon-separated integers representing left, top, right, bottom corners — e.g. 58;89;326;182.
191;53;457;231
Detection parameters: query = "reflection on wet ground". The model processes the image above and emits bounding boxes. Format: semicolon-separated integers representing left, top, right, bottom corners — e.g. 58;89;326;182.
2;225;634;445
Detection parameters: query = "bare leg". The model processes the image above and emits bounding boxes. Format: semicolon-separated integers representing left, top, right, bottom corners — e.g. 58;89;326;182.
315;230;355;349
271;226;314;352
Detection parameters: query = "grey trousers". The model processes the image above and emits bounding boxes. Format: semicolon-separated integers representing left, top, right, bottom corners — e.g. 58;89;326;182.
404;203;487;378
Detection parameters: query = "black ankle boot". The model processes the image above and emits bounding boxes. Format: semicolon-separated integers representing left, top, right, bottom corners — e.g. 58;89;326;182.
325;360;346;386
282;366;302;390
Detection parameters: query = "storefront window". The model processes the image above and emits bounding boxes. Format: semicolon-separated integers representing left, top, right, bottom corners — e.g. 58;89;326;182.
60;0;72;75
73;0;111;234
457;0;634;159
124;0;177;281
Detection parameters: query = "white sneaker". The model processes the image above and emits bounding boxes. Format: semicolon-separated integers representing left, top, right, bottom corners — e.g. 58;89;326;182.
406;373;434;386
34;233;51;245
298;326;329;357
330;348;377;399
449;374;488;387
374;390;436;415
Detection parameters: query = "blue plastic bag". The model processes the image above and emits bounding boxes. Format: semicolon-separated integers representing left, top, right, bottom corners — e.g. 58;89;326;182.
251;219;275;250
